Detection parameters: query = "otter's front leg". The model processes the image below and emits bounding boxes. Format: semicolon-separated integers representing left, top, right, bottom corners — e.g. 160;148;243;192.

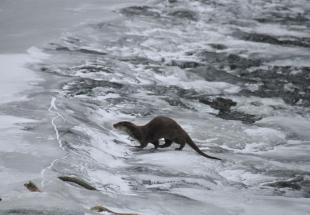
136;141;148;149
151;140;159;149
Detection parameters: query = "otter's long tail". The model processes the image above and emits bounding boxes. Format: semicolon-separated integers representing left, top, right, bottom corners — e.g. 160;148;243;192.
186;136;221;160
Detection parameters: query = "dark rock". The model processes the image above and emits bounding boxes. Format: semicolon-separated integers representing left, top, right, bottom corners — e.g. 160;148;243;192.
264;176;307;191
208;43;227;50
197;51;261;70
255;11;309;25
91;206;114;213
145;85;198;100
64;78;124;97
58;176;97;191
241;32;283;45
239;32;310;48
168;60;203;69
199;97;260;123
269;181;302;190
225;53;261;69
77;48;107;56
168;9;198;21
47;43;106;55
189;66;241;84
73;64;112;73
24;181;41;192
40;67;48;72
199;97;236;112
54;45;71;52
120;6;160;17
164;97;193;110
239;66;310;106
3;209;83;215
217;110;262;124
120;56;160;66
91;205;138;215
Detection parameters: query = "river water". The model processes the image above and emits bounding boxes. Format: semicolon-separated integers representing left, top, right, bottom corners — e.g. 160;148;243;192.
0;0;310;214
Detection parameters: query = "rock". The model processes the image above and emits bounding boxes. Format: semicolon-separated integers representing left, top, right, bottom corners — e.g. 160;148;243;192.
3;209;83;215
164;97;193;110
255;12;309;26
199;97;237;112
77;48;106;56
168;60;203;69
239;66;310;106
40;67;48;72
197;51;261;70
199;97;261;124
120;6;160;17
24;181;41;192
217;110;262;124
169;9;198;21
269;181;302;190
64;78;124;97
208;43;227;50
120;56;158;66
91;205;138;215
264;176;305;191
91;206;114;213
58;176;97;191
239;31;310;48
189;66;242;84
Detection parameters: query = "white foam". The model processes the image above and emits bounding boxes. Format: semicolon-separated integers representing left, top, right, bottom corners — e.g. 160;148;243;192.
88;169;131;194
251;23;310;38
243;127;286;152
154;68;240;94
136;150;222;179
74;125;130;159
219;169;276;186
233;96;287;116
171;187;310;215
257;116;310;141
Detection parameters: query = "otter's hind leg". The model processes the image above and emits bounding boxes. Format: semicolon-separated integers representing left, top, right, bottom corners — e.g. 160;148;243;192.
158;139;173;148
175;139;185;151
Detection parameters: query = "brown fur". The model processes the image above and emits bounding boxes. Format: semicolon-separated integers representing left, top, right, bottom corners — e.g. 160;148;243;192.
113;116;221;160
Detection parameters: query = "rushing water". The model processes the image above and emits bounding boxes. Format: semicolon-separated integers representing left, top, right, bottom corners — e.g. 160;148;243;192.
1;0;310;214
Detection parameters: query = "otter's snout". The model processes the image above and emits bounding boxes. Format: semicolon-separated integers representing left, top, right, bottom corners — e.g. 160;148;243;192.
113;121;131;132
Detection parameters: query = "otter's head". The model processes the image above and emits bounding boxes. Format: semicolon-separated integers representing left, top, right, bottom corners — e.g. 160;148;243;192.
113;121;135;134
113;121;142;142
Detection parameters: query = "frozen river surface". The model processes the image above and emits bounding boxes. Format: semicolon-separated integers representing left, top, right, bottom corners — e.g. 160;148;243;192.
0;0;310;214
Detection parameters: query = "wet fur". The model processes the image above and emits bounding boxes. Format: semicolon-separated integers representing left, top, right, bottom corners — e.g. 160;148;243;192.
113;116;221;160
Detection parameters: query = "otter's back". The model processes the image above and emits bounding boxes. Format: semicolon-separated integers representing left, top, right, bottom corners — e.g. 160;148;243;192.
145;116;185;140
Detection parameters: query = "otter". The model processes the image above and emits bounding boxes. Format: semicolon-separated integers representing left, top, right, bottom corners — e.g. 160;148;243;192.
113;116;221;160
